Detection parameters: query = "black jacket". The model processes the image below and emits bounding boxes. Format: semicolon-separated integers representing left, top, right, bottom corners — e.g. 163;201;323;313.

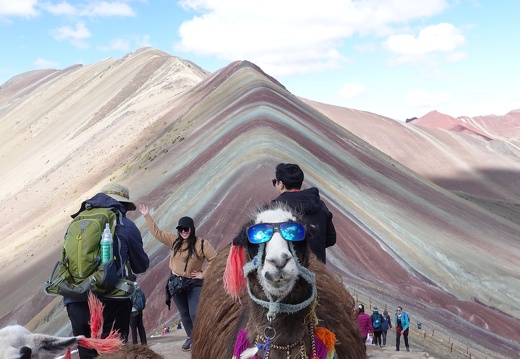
274;187;336;263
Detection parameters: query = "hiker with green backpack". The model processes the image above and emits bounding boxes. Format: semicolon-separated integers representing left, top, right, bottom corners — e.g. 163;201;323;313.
46;183;149;359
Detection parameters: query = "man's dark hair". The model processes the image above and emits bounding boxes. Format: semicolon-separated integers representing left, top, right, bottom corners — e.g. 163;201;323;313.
275;163;304;190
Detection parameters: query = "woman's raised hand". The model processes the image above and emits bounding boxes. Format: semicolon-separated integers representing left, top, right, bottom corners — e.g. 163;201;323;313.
138;203;149;216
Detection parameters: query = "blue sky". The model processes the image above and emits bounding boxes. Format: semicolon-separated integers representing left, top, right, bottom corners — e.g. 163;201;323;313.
1;0;518;121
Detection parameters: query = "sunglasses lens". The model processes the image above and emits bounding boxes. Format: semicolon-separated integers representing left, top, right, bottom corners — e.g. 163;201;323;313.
279;222;305;241
247;223;273;244
272;179;277;186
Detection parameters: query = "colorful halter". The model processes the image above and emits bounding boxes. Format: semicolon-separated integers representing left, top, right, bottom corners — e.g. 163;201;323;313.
242;242;317;321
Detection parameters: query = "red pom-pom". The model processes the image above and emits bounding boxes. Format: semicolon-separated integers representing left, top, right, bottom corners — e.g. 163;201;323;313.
223;245;246;301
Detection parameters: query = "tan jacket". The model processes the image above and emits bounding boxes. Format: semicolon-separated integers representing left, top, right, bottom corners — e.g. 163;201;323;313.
144;214;217;278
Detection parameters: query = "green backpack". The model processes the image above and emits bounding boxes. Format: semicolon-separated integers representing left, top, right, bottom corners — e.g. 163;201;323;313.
44;206;135;299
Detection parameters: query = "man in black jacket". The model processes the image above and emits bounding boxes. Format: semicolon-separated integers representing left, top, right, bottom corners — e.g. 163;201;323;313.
64;183;149;359
272;163;336;263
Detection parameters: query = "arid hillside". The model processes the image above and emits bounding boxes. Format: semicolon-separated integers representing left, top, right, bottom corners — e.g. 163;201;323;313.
0;48;519;358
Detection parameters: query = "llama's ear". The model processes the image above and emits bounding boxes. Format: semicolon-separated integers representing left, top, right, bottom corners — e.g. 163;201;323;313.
223;244;246;301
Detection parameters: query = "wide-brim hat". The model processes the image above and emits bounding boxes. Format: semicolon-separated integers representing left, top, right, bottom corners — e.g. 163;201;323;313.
101;183;136;211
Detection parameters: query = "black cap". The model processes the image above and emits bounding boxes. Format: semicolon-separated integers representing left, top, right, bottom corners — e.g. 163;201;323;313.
176;216;194;229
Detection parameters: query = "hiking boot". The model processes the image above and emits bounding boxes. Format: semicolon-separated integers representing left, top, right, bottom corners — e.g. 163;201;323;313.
406;347;410;352
182;337;192;351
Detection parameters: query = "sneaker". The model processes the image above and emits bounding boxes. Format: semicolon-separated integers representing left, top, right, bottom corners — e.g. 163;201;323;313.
182;337;192;351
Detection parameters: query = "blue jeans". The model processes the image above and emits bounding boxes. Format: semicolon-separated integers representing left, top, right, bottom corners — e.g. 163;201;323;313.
172;285;202;338
382;329;388;345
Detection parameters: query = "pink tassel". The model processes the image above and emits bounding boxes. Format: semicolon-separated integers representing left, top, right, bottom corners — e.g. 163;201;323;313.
88;292;104;339
80;291;123;355
233;329;250;357
314;334;329;359
78;336;123;354
223;245;247;301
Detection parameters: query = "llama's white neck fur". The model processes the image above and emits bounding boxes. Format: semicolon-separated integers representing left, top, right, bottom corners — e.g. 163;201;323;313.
255;207;300;300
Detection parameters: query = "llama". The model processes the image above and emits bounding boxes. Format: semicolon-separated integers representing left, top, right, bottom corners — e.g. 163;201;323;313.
0;325;81;359
0;330;162;359
0;293;122;359
192;203;365;359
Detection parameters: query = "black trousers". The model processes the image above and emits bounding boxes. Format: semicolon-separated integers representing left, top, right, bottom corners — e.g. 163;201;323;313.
130;310;147;344
67;299;132;359
373;330;382;346
396;328;409;350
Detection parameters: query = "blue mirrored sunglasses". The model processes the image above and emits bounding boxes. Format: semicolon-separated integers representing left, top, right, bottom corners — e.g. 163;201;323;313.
247;222;305;244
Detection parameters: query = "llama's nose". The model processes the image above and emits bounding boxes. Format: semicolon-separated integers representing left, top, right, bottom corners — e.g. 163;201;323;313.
266;252;291;269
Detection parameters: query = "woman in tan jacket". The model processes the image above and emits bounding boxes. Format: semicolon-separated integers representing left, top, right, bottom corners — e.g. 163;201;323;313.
138;204;217;351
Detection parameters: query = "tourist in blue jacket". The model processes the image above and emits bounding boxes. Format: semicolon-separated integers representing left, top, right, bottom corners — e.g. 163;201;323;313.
382;310;392;346
394;306;410;351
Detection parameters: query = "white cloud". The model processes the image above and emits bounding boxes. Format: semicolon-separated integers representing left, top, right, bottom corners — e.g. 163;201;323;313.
384;23;466;64
135;34;151;48
33;58;59;69
52;22;91;49
98;38;130;51
0;0;38;17
338;83;367;99
42;1;77;16
404;89;452;108
80;1;135;17
173;0;450;76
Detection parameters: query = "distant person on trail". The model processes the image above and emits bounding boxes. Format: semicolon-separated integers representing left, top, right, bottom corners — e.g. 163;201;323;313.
129;277;147;345
356;304;374;352
370;307;384;348
382;309;392;346
65;183;149;359
138;204;217;352
395;305;410;352
272;163;336;263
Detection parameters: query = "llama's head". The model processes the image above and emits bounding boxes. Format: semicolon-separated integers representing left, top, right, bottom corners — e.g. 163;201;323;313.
224;203;315;317
0;325;81;359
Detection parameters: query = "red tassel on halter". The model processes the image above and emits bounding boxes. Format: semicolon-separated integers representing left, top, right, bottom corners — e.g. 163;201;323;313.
223;245;246;301
64;348;72;359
